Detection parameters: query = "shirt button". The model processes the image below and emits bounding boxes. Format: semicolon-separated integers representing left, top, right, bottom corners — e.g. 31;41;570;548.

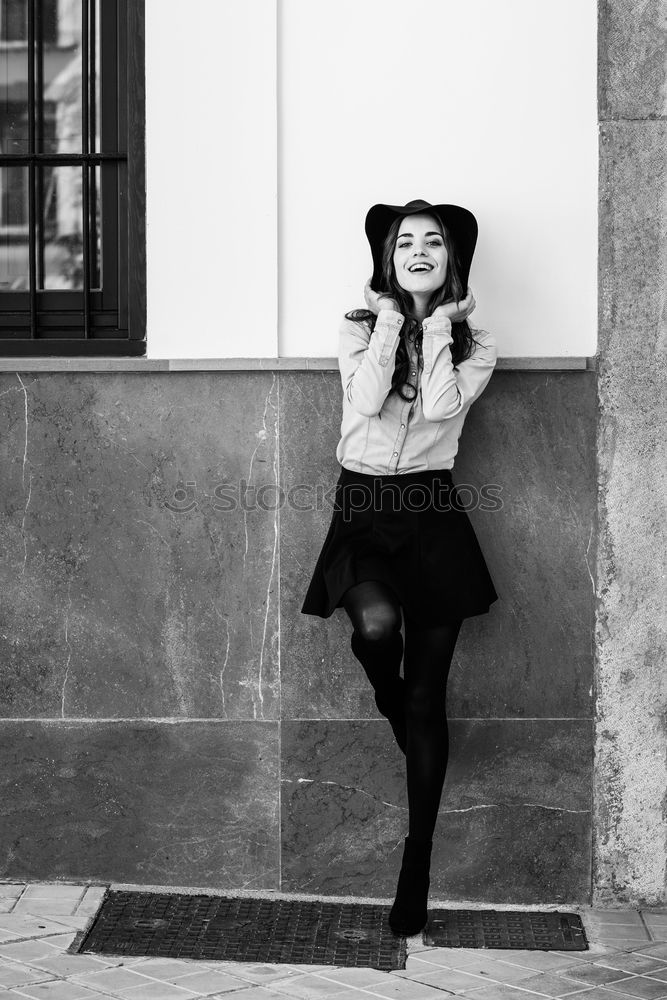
393;451;398;456
411;370;416;376
400;423;405;428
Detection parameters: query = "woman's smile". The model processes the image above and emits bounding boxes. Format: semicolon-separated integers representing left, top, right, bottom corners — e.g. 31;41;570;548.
393;213;448;301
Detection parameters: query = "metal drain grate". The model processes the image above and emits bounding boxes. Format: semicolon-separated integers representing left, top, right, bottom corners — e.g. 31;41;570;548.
76;891;407;971
424;908;588;950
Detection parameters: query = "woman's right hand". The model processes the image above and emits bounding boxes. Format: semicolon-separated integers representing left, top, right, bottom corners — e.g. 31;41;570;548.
364;278;399;315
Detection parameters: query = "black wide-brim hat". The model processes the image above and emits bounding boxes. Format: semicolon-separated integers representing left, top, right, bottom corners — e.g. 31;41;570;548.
365;198;478;295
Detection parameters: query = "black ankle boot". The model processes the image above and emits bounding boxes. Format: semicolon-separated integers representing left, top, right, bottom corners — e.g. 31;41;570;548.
374;679;407;754
388;835;432;936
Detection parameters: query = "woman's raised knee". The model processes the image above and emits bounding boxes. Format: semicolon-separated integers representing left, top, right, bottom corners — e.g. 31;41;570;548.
355;608;402;645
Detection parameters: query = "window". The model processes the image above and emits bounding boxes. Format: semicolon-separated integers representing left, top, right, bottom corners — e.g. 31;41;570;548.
0;0;145;356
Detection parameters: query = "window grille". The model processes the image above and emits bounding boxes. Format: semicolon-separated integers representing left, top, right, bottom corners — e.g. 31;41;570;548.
0;0;145;355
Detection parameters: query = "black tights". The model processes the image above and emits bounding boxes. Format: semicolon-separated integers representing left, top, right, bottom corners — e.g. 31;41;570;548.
342;579;462;844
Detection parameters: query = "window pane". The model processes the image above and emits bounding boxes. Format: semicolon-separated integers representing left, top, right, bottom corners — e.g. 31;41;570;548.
93;0;99;152
37;161;100;289
40;0;100;154
0;102;28;155
1;0;27;42
42;0;82;153
0;4;79;156
42;0;58;45
0;1;29;154
0;164;28;289
38;162;79;288
89;160;99;287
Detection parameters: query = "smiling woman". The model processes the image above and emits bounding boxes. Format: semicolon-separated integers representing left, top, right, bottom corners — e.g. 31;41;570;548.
300;196;499;938
344;202;483;404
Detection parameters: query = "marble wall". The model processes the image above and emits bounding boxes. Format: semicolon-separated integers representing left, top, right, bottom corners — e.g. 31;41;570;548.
0;368;597;901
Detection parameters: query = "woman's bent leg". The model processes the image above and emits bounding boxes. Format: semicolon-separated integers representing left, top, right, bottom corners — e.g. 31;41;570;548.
341;580;406;752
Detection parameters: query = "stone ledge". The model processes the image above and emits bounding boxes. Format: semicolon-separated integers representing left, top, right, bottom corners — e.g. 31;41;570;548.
0;356;597;373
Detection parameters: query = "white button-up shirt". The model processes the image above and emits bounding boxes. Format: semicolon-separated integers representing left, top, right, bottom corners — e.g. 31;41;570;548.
336;308;497;475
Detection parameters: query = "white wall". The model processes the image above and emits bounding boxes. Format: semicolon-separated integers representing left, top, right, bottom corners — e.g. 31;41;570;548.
145;0;597;359
279;0;597;358
145;0;277;359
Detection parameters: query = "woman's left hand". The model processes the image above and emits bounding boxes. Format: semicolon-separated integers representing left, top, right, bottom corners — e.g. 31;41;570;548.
430;287;476;324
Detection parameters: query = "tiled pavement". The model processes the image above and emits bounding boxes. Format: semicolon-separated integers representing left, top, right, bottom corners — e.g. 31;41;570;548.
2;883;667;1000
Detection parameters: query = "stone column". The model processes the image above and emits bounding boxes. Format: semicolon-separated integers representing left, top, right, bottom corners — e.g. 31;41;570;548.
594;0;667;904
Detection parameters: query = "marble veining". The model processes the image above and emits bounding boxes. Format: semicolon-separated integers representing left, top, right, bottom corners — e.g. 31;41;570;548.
281;719;592;902
0;373;281;720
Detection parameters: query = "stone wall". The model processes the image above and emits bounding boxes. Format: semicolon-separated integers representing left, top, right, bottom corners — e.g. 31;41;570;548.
0;369;597;900
593;0;667;904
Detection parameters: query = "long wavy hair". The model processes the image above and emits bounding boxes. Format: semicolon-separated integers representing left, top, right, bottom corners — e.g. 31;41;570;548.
345;214;481;403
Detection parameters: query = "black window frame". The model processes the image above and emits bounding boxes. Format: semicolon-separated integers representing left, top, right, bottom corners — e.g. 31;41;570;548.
0;0;145;356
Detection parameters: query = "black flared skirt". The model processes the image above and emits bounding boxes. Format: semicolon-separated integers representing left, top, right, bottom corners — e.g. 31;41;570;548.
300;464;499;628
